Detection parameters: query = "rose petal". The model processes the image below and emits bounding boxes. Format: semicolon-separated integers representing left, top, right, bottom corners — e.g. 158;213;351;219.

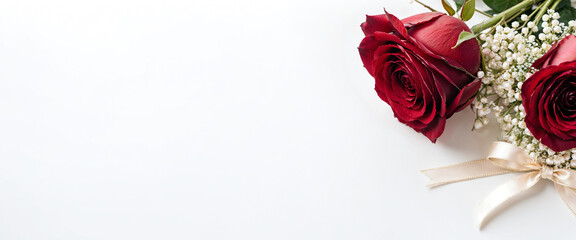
533;35;576;69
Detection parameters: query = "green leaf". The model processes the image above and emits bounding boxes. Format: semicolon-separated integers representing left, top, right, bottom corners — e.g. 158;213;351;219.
556;0;576;25
454;0;466;11
442;0;456;15
452;31;476;49
558;7;576;25
460;0;475;21
483;0;523;13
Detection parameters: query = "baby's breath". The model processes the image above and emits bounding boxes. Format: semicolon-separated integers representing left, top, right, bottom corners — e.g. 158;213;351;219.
473;10;576;169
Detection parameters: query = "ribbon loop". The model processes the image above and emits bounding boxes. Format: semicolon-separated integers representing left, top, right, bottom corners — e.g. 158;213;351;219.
422;141;576;229
541;165;554;180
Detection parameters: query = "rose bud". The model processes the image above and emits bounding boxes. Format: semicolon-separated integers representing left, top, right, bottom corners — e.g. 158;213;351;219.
358;11;481;142
522;35;576;152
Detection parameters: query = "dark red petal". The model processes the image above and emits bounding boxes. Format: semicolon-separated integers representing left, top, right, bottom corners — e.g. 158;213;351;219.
358;35;383;76
446;78;482;116
361;14;395;36
383;10;411;40
540;132;576;152
419;117;446;143
407;15;480;75
402;12;445;27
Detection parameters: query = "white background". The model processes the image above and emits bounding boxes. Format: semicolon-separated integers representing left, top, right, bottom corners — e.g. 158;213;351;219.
0;0;573;239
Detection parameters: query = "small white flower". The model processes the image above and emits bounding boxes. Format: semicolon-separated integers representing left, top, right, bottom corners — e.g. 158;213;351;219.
507;32;515;40
539;33;547;40
491;45;500;52
512;21;520;28
521;14;529;21
477;71;485;78
517;44;526;53
479;34;487;41
519;121;526;128
474;120;483;130
554;26;562;33
543;14;550;22
553;12;560;20
494;33;501;41
527;22;535;28
511;118;518;126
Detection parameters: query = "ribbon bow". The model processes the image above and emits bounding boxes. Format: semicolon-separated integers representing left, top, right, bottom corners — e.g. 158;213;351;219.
422;141;576;229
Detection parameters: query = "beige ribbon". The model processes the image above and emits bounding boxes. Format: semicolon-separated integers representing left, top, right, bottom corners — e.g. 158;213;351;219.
422;141;576;229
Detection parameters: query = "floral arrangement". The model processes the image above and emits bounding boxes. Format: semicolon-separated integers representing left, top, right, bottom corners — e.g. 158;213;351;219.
359;0;576;229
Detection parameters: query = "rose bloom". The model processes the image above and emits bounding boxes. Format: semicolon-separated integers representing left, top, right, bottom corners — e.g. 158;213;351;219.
358;11;480;142
522;35;576;152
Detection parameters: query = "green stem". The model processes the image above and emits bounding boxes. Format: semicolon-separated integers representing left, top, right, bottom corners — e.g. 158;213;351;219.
475;9;493;18
520;3;544;28
471;0;546;33
412;0;439;12
532;0;557;27
550;0;562;10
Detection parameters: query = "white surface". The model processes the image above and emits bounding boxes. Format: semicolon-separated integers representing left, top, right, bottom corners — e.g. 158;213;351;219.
0;0;572;239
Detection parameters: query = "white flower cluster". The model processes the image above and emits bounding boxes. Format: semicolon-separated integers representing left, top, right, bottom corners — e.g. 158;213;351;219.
473;10;576;169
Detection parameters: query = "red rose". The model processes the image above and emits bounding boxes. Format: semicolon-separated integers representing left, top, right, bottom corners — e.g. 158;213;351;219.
522;35;576;152
358;11;481;142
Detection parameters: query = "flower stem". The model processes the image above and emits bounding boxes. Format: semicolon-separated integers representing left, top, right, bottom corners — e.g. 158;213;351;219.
471;0;546;33
532;0;557;27
550;0;562;10
475;9;493;18
412;0;439;12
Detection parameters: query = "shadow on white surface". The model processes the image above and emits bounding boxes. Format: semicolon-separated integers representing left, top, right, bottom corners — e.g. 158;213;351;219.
437;109;502;160
479;180;547;229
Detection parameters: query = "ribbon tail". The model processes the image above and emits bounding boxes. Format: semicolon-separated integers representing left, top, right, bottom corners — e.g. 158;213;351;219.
555;184;576;216
476;172;540;229
421;159;514;187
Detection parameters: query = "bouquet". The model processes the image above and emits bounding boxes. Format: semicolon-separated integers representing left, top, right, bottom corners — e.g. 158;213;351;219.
359;0;576;229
